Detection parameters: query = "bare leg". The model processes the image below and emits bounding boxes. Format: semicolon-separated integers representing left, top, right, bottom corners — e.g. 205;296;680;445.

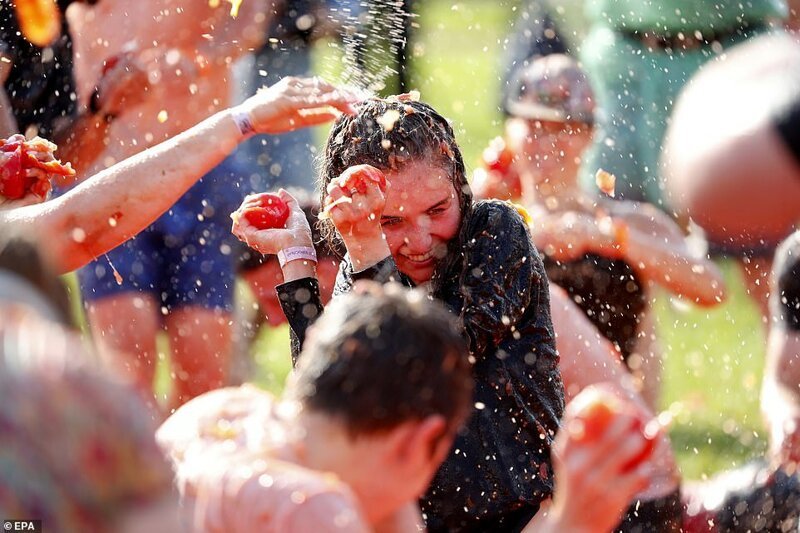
739;256;772;323
228;286;260;386
630;305;662;412
85;293;160;400
165;306;232;408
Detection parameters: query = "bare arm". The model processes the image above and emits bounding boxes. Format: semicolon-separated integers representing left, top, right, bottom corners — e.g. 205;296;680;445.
550;282;632;402
52;52;151;178
0;78;358;274
550;284;680;500
531;203;726;306
617;202;727;306
49;114;113;182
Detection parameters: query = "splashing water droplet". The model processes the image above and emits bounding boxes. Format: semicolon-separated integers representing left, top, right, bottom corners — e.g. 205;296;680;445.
105;254;123;285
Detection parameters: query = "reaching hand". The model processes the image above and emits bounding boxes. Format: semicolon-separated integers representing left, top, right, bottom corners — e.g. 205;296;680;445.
236;76;362;134
231;189;313;255
323;164;387;237
544;385;658;533
534;211;621;262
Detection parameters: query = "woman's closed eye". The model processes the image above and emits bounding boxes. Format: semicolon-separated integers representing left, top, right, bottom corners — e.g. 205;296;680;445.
381;216;403;227
426;199;451;216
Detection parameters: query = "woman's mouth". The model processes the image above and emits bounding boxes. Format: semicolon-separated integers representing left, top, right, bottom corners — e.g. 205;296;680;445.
404;250;435;264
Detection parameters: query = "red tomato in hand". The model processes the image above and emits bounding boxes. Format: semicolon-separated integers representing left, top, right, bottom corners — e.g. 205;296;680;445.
242;193;290;230
570;389;657;472
0;135;71;200
338;164;387;194
0;145;26;199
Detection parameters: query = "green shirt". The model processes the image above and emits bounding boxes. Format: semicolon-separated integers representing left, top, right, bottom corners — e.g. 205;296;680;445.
586;0;787;33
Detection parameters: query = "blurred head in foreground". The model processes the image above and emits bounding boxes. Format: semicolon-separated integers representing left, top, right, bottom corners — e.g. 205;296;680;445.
0;307;178;532
285;281;474;515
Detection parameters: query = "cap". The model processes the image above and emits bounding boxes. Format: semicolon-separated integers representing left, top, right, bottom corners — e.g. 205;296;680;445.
505;54;595;124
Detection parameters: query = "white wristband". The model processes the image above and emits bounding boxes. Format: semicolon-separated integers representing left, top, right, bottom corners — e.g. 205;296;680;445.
277;246;317;268
231;108;256;136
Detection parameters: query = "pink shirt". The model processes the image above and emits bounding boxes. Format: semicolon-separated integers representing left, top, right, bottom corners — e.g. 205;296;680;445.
157;386;370;533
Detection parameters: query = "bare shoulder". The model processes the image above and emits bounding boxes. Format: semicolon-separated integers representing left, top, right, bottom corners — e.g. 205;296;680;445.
156;385;275;458
235;461;370;533
279;476;370;533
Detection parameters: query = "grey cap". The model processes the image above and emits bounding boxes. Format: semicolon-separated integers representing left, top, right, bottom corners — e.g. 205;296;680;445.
505;54;595;124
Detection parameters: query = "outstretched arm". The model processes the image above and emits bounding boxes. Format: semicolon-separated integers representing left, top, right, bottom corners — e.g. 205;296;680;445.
1;78;359;273
550;283;680;502
532;203;726;306
616;202;726;306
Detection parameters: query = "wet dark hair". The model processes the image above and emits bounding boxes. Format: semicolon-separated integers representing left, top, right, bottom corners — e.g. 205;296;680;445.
291;282;473;438
771;230;800;330
319;97;473;272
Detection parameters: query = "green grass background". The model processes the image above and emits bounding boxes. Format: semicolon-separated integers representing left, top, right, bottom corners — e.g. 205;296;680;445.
67;0;769;483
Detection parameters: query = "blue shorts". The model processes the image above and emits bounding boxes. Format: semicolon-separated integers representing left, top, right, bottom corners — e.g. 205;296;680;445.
78;157;250;313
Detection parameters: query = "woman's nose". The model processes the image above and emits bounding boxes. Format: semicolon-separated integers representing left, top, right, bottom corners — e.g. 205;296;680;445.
404;218;433;251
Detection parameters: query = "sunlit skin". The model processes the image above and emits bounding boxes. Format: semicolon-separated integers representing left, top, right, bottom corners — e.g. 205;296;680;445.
66;0;267;173
503;114;726;306
506;117;592;204
380;161;462;285
501;111;726;419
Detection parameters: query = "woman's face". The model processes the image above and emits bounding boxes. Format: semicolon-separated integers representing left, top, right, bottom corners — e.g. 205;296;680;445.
380;160;462;285
506;118;592;190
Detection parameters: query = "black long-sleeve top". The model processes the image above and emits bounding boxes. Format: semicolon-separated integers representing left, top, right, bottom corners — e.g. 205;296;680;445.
277;200;564;532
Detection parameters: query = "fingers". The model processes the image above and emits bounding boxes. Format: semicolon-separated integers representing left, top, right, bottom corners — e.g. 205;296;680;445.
276;188;298;207
323;177;383;226
248;77;363;134
231;213;276;254
293;109;343;129
277;76;362;113
278;189;312;233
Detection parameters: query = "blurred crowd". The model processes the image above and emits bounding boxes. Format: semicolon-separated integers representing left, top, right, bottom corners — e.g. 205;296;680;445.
2;0;800;531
